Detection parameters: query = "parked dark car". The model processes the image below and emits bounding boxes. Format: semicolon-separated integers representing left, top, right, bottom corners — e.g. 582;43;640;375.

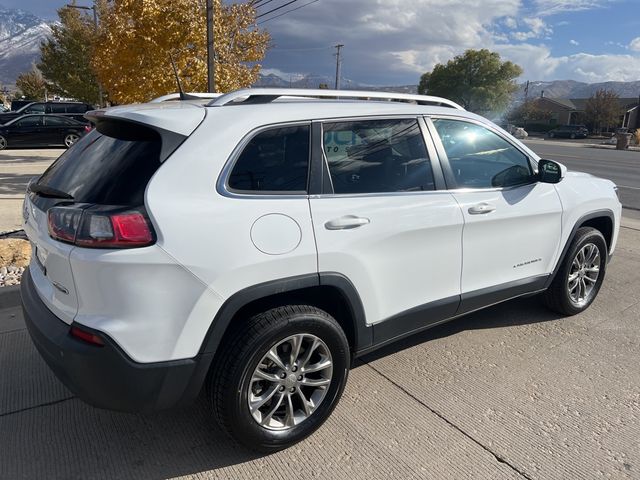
0;101;94;125
547;124;589;139
0;114;91;150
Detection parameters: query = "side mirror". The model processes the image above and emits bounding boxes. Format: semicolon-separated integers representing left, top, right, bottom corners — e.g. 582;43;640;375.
538;159;565;184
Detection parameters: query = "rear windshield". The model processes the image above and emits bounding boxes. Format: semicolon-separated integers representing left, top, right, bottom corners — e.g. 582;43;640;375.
36;125;162;206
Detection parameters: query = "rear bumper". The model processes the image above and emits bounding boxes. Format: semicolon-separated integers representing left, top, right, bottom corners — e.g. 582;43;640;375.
21;267;212;413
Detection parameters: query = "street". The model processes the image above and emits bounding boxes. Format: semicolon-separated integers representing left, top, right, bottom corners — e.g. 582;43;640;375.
524;139;640;211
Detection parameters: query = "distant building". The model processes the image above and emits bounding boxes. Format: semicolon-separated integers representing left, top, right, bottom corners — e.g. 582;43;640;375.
532;96;639;130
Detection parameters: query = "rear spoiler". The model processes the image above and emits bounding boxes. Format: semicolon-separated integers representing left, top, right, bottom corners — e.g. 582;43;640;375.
85;110;190;162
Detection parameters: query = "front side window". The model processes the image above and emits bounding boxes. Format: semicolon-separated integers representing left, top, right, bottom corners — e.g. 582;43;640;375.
432;119;534;189
25;104;45;114
228;125;310;193
16;116;43;127
323;119;434;194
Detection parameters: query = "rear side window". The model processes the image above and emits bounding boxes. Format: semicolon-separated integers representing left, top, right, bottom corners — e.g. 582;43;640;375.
67;103;90;113
322;119;434;194
228;125;310;193
36;125;162;205
45;116;74;126
49;104;66;114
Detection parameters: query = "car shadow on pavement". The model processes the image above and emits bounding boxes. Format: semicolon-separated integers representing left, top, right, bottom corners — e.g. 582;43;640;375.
359;295;564;364
1;394;264;478
0;152;62;164
1;295;562;479
0;173;39;196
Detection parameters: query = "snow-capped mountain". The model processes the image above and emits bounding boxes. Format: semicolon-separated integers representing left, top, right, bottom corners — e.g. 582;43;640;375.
0;5;52;86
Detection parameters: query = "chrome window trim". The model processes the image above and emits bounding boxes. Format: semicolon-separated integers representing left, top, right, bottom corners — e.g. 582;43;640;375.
216;120;312;199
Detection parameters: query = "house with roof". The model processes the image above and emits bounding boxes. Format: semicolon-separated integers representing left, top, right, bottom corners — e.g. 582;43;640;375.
532;95;639;130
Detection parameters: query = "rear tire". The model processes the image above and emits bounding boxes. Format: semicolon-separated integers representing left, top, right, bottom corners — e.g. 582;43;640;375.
207;305;350;452
0;135;6;150
548;132;555;138
543;227;607;315
64;133;79;148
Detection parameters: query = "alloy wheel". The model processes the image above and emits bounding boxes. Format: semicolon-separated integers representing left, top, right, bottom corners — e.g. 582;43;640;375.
64;133;79;147
567;242;600;307
0;136;6;150
248;333;333;431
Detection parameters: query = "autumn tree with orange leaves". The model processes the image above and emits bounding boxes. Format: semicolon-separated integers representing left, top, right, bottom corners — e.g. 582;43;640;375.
93;0;269;104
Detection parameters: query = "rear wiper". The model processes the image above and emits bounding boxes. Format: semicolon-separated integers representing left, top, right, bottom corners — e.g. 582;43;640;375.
28;183;74;200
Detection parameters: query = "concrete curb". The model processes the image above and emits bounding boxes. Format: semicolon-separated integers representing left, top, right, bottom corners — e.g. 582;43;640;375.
0;285;21;310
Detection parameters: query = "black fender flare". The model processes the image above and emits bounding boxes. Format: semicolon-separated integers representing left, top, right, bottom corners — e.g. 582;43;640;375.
198;272;371;358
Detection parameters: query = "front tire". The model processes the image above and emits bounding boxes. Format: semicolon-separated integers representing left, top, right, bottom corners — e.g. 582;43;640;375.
543;227;607;315
207;305;350;452
0;135;7;150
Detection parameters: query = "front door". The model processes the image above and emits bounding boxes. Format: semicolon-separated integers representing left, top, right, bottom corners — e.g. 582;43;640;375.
309;117;464;339
428;117;563;312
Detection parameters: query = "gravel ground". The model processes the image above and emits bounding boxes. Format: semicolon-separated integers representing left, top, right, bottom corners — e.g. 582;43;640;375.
0;236;30;287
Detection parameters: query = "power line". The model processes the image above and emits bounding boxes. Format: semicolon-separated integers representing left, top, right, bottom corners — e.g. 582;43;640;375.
252;0;275;8
257;0;319;24
256;0;299;19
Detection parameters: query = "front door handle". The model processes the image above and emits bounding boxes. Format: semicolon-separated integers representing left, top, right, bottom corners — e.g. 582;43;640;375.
325;215;370;230
468;203;496;215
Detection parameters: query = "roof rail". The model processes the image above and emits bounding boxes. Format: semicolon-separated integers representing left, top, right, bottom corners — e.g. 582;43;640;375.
150;92;222;103
206;88;464;110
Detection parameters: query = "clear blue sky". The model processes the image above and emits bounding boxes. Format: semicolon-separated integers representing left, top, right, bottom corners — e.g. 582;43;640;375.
4;0;640;85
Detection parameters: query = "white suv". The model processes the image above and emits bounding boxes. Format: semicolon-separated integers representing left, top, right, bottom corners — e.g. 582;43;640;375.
21;89;621;451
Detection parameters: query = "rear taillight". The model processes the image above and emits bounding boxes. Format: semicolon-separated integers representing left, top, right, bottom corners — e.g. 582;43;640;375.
84;125;91;132
48;206;155;248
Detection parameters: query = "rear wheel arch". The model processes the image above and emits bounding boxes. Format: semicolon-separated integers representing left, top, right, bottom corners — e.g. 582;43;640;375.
199;273;371;361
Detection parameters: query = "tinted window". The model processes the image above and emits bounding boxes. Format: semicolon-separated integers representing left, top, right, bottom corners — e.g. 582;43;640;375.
323;119;434;194
36;126;161;205
66;103;90;113
49;104;67;114
229;125;310;192
25;104;45;114
15;116;43;127
45;116;75;126
433;119;534;189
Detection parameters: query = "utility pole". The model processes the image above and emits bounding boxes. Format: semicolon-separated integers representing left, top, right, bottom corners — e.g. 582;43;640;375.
334;44;344;90
206;0;215;93
66;2;103;107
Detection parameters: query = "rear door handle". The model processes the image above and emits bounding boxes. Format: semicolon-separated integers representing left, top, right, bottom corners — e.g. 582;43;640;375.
468;203;496;215
325;215;370;230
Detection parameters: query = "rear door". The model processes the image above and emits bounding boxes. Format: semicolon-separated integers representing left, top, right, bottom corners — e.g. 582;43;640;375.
43;115;74;145
428;117;562;312
309;117;464;337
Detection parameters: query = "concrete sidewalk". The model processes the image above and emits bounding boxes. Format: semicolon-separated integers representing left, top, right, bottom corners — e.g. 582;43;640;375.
0;226;639;479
